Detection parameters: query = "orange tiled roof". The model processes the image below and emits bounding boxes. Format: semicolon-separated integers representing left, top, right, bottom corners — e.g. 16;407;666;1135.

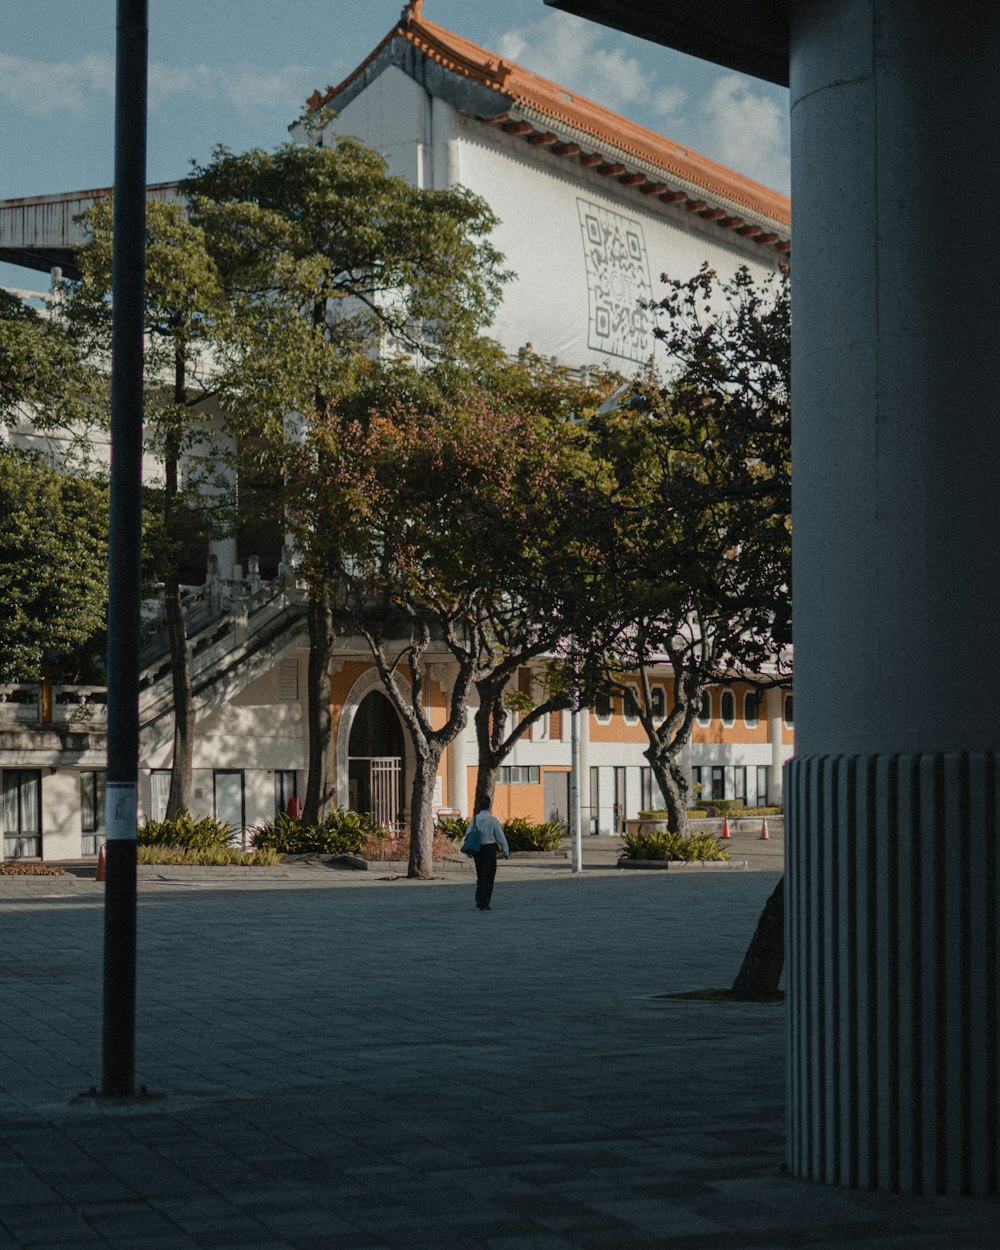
308;0;790;245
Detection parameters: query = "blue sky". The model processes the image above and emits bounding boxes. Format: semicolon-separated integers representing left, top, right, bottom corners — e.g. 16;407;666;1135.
1;0;789;292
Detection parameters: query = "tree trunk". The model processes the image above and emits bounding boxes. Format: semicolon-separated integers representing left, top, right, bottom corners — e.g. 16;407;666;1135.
472;698;502;812
647;750;689;838
303;590;335;825
164;577;194;819
473;759;500;814
407;748;440;880
730;875;784;999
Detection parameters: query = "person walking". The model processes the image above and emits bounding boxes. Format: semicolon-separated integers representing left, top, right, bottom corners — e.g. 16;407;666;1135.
461;800;510;910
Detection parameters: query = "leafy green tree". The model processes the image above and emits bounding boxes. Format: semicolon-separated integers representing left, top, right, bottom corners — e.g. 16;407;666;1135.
0;288;100;439
0;448;108;682
182;132;508;828
68;198;230;817
577;264;791;838
461;352;622;814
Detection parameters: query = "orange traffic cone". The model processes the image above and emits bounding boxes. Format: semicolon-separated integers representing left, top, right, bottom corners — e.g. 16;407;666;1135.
759;817;769;840
96;843;107;882
720;816;732;840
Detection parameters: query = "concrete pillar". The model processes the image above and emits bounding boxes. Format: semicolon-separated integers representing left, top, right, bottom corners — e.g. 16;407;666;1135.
447;720;471;816
766;688;784;805
787;0;1000;1195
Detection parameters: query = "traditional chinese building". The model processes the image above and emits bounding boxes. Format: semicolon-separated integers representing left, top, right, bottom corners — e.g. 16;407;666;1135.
0;1;791;857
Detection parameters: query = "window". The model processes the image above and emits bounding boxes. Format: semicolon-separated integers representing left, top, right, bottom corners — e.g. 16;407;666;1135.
641;767;653;811
697;692;712;725
720;690;736;726
614;766;627;833
149;770;172;822
650;686;666;720
733;766;747;804
784;694;794;727
274;770;297;817
711;766;726;800
81;770;106;856
498;766;540;785
756;766;770;806
278;659;299;701
691;766;703;801
3;770;41;858
743;691;759;727
593;693;612;724
622;687;640;723
214;771;245;834
589;767;600;835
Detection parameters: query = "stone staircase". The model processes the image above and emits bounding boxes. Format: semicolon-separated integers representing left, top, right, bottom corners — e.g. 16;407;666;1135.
138;556;309;755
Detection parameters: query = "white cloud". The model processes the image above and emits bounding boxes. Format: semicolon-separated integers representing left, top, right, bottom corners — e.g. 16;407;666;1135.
695;74;789;193
0;50;310;120
148;62;313;117
0;51;114;115
497;12;685;122
494;13;790;195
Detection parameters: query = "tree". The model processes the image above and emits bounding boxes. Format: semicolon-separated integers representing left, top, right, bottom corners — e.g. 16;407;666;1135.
295;373;548;876
69;198;231;818
0;448;108;682
182;132;508;827
463;352;622;814
0;287;100;440
577;265;791;838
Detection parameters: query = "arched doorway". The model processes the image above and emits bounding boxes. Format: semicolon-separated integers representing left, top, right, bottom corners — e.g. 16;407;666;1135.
347;690;405;829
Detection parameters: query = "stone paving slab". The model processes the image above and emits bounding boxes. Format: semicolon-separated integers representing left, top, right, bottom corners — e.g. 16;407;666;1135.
1;866;996;1248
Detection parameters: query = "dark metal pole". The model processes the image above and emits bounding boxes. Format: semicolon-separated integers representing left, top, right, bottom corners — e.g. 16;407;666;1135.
102;0;148;1098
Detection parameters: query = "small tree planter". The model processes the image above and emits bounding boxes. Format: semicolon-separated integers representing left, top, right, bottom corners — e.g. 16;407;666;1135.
507;850;568;860
618;857;748;870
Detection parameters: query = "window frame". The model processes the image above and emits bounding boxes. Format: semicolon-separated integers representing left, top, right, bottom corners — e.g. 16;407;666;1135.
80;770;106;856
274;770;297;818
743;690;759;728
720;690;736;727
621;686;640;725
593;693;613;724
784;694;794;728
3;769;42;859
697;691;712;726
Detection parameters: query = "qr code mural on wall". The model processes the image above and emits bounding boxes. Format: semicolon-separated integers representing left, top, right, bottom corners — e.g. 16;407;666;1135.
577;198;653;363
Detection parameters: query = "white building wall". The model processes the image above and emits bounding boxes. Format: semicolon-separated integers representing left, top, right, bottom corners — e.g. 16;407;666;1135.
326;78;781;371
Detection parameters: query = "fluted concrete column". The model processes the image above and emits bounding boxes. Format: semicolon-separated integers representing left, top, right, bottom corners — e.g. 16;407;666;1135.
766;688;784;805
447;721;472;816
787;0;1000;1195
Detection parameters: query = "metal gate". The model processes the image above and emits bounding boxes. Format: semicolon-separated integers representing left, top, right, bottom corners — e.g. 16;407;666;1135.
369;757;402;830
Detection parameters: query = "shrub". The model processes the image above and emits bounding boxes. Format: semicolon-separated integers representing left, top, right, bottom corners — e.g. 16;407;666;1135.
136;844;280;866
138;813;235;849
621;829;729;862
436;816;468;844
502;817;564;852
361;830;462;862
701;799;747;816
0;862;67;876
251;808;387;856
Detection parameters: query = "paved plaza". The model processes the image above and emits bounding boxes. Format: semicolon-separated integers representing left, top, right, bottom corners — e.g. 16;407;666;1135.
1;836;997;1248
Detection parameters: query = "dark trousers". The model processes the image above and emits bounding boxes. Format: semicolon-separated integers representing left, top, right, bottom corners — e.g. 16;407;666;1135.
473;843;499;908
